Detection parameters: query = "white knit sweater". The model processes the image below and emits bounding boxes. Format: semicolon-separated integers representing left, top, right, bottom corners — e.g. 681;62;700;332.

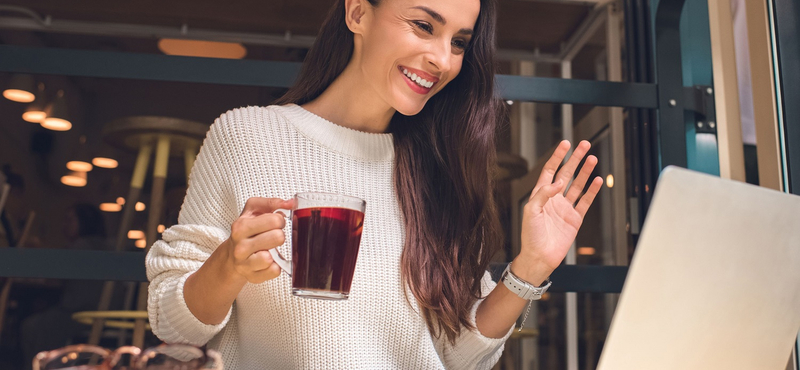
145;104;512;369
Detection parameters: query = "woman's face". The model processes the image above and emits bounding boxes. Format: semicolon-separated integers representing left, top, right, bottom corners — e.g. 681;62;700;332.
356;0;480;115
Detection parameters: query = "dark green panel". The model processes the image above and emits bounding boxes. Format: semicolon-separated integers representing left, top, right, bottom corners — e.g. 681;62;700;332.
0;248;627;293
495;75;658;108
0;45;658;108
0;248;146;281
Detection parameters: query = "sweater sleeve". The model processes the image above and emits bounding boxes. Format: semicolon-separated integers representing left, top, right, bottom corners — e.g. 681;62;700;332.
436;271;515;369
145;113;240;346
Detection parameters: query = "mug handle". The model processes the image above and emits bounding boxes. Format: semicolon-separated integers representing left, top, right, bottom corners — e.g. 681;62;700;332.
269;208;292;276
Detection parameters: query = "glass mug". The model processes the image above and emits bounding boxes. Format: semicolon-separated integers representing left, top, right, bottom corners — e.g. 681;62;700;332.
33;343;222;370
270;192;366;300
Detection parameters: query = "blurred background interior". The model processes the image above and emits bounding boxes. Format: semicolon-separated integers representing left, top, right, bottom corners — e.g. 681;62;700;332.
0;0;798;369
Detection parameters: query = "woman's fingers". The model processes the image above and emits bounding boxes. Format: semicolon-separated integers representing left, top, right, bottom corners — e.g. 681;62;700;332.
554;140;591;189
565;155;598;204
243;251;281;283
232;229;286;262
225;196;293;284
533;140;571;195
575;177;604;217
527;179;564;214
230;213;286;241
247;262;282;284
236;230;286;283
250;228;287;250
532;140;593;200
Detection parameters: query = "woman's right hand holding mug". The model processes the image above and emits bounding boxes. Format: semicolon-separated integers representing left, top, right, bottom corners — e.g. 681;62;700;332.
225;197;294;284
184;197;293;325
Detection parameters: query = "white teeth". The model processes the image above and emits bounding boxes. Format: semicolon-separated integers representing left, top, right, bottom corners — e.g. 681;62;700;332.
402;68;434;89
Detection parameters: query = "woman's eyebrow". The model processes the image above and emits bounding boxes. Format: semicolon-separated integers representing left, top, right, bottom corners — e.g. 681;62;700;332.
411;6;474;35
411;6;446;24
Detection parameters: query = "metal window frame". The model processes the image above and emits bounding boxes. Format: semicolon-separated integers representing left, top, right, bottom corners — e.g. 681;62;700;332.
771;0;800;196
768;0;800;367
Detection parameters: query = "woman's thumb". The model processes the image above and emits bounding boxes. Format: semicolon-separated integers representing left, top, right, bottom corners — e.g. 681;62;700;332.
529;179;562;213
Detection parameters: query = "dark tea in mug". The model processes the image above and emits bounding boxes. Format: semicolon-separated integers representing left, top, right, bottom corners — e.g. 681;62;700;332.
270;192;367;300
291;207;364;297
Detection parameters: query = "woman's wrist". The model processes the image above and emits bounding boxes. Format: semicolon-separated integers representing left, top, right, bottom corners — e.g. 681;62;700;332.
184;239;248;325
510;254;551;287
215;238;249;287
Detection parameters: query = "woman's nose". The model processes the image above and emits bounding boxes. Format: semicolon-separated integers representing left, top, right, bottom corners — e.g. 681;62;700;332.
425;40;452;73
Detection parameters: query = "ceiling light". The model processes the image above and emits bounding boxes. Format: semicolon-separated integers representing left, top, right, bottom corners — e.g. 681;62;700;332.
99;203;122;212
577;246;596;256
128;230;145;240
92;157;118;169
66;161;93;172
3;74;36;103
116;197;125;205
158;38;247;59
23;108;46;123
66;135;94;172
91;145;119;169
42;90;71;131
135;239;147;249
61;171;87;187
135;202;145;211
22;83;47;123
158;224;165;233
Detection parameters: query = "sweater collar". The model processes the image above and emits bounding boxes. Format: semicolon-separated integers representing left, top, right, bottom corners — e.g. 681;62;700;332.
275;104;395;162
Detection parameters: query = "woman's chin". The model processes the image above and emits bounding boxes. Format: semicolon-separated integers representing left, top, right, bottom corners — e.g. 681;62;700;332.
393;98;428;117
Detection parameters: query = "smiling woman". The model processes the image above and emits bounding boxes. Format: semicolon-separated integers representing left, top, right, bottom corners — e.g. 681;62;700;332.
275;0;506;347
144;0;601;368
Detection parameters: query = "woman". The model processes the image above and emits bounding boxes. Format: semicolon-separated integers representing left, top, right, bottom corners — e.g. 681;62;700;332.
146;0;602;368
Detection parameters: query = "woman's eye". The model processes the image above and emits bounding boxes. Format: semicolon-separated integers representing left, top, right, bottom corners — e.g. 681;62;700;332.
413;21;433;34
452;39;467;52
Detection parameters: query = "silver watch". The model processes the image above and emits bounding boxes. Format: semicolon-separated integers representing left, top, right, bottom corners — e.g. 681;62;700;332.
501;262;551;301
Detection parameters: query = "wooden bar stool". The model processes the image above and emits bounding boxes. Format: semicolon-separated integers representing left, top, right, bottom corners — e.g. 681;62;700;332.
88;116;208;348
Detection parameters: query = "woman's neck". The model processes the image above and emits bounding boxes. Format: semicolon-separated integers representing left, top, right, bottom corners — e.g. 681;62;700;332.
301;63;396;134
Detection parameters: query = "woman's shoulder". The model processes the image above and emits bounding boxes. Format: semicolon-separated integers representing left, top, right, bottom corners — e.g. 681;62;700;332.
213;104;296;129
204;104;302;152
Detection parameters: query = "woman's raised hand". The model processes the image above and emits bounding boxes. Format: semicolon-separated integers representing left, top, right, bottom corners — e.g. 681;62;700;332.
516;140;603;282
224;197;294;284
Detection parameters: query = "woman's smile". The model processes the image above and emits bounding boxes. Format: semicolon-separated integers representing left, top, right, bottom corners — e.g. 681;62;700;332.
398;65;438;94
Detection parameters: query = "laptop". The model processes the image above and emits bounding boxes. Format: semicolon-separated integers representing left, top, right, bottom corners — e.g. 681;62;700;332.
596;166;800;370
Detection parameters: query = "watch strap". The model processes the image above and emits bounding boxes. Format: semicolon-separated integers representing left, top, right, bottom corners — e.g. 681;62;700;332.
502;262;551;301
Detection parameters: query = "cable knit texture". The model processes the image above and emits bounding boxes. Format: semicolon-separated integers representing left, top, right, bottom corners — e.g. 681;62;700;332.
146;104;513;369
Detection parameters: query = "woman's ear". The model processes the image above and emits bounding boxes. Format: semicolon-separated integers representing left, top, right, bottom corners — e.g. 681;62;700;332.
344;0;369;34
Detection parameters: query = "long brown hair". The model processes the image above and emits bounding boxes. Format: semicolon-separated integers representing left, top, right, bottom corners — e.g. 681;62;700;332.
273;0;503;344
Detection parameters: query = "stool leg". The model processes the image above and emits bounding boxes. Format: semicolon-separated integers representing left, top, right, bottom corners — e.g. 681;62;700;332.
133;135;170;348
90;141;153;346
